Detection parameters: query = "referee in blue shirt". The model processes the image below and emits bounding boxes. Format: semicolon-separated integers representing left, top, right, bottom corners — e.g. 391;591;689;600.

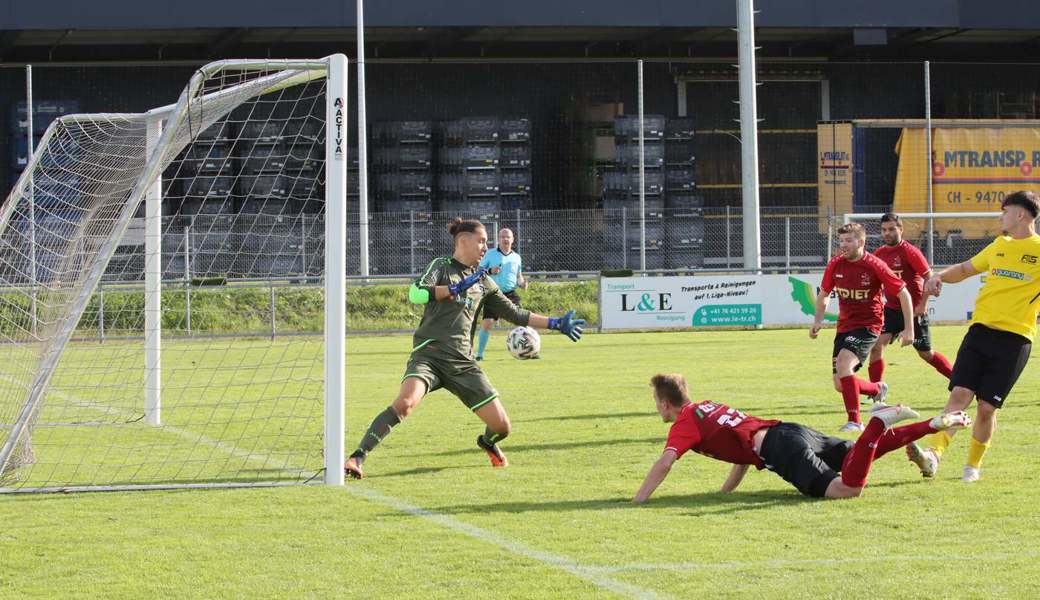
476;228;527;360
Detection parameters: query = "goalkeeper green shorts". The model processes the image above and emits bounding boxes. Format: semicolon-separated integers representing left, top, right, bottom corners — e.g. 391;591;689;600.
402;351;499;411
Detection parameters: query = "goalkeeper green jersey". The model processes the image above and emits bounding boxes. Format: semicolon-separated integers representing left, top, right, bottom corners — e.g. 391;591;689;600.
412;257;531;359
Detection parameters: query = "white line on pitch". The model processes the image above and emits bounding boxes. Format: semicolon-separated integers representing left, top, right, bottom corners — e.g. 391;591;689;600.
23;385;664;599
342;485;665;600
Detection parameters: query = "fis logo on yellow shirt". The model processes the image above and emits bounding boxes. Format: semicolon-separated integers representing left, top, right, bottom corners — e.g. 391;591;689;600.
1021;254;1038;264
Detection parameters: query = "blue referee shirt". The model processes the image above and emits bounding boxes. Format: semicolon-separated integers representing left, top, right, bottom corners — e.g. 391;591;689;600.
480;248;523;293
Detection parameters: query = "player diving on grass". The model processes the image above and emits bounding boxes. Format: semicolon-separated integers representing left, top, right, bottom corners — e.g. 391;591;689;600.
633;373;971;502
811;222;914;433
343;217;585;479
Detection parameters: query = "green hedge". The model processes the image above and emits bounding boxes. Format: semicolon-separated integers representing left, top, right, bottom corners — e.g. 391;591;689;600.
0;280;599;336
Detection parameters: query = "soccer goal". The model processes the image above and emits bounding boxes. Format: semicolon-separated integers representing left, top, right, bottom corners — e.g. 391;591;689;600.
0;55;348;492
842;211;1001;266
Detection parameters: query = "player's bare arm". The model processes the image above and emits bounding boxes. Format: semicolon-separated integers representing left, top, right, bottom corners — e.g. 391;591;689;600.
810;288;830;338
914;269;934;315
633;450;677;503
896;287;914;346
720;464;749;493
925;261;981;295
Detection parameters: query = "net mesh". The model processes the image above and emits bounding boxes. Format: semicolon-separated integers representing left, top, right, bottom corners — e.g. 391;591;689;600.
0;60;332;490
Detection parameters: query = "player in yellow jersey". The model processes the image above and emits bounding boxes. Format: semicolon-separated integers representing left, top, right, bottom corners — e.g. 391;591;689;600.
907;191;1040;482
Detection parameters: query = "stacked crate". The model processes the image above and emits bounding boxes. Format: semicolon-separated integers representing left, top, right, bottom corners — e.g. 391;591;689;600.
663;118;704;269
602;115;666;269
370;121;435;274
437;117;502;219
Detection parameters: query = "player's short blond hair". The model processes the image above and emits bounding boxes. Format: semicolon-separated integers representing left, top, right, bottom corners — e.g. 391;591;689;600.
836;222;866;240
650;373;690;407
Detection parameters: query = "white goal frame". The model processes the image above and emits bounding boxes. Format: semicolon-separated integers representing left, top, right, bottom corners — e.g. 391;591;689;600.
0;55;348;489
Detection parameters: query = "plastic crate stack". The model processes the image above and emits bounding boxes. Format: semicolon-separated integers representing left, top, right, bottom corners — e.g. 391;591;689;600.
602;115;702;270
437;117;502;219
369;120;436;274
663;118;704;269
497;118;532;212
10;100;79;200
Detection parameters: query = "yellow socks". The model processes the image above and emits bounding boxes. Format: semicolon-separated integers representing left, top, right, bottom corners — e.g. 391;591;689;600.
930;430;954;457
967;436;991;469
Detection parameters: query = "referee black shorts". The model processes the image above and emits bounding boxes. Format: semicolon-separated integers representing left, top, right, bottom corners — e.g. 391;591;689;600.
758;423;852;498
950;324;1032;409
482;289;521;321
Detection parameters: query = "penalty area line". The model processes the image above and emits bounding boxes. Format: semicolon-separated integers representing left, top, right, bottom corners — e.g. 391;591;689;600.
342;485;666;600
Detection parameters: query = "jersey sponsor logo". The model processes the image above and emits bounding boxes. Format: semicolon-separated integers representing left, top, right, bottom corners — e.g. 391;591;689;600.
834;286;870;300
1021;254;1038;264
860;273;872;286
992;268;1028;280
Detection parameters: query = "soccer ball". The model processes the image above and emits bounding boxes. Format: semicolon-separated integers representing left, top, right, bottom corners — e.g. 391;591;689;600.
506;326;541;360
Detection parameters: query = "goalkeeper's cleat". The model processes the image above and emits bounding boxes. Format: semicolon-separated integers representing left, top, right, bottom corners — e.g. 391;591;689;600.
905;442;938;478
962;465;981;483
870;403;919;429
477;435;508;468
344;454;365;480
838;421;865;434
929;411;972;431
475;355;483;361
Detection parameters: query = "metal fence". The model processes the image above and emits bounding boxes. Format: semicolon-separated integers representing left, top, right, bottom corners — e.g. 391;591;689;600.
92;206;998;284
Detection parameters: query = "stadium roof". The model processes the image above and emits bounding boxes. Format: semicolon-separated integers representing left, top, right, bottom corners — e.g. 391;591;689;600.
1;0;1039;62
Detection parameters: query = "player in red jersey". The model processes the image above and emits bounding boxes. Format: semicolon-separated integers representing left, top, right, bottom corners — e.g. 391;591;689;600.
868;213;954;382
811;223;914;432
632;373;970;502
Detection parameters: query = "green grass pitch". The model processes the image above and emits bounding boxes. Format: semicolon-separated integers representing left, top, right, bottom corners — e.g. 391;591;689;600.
1;325;1039;598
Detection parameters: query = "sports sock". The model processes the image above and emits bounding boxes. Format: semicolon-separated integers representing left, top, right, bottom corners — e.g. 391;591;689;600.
930;430;954;457
840;418;886;488
857;378;880;397
476;328;490;358
481;427;509;446
927;352;953;379
873;420;935;459
966;435;991;469
868;359;885;383
839;376;861;423
355;406;402;457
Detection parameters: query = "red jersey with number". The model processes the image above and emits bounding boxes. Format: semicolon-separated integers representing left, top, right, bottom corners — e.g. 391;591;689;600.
664;401;780;469
874;241;930;310
820;253;905;334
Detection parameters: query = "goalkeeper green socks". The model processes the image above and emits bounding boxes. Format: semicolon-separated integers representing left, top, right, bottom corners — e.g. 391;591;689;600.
481;426;509;446
355;406;402;458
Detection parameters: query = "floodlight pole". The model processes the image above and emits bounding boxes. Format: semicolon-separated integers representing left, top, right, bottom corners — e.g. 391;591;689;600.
325;54;349;486
356;0;370;276
737;0;762;271
924;61;935;265
26;66;38;337
637;59;646;272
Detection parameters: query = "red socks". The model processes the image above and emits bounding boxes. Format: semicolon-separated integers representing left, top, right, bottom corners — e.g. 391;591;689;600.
857;378;880;397
838;376;861;423
868;360;885;383
873;420;936;459
840;418;886;488
927;352;953;379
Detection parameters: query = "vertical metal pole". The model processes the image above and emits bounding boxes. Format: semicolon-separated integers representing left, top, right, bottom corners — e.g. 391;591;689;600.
784;216;791;271
184;216;192;336
300;215;307;276
324;53;348;486
622;206;628;269
924;61;935;265
356;1;370;276
26;65;38;338
725;205;732;268
144;118;162;426
825;205;834;262
409;210;416;274
737;0;762;272
269;282;277;340
98;286;106;343
637;59;646;272
515;208;521;251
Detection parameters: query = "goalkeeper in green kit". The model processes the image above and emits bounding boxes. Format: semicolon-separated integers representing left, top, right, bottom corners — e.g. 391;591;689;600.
344;217;585;479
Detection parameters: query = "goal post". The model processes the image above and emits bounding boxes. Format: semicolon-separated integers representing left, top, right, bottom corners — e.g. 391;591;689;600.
0;55;348;492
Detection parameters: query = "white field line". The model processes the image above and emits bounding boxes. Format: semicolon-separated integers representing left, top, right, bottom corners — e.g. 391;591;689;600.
14;384;665;600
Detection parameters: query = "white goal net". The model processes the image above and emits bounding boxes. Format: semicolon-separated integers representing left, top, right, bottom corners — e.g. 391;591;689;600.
0;56;347;492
